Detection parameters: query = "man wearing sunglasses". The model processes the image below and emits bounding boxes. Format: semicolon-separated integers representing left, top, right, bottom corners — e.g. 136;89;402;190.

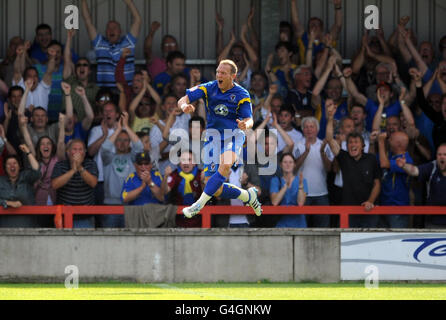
62;29;99;123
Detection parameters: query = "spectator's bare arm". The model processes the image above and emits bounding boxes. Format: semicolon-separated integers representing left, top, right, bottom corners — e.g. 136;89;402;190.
88;121;108;157
0;79;8;97
330;0;343;41
13;45;26;84
401;27;428;76
123;0;142;38
436;68;446;94
18;79;32;115
343;67;367;106
396;155;419;177
247;5;259;54
389;16;410;51
396;25;412;64
81;0;97;41
43;49;57;86
320;139;332;172
271;113;294;153
3;103;12;134
116;82;127;113
376;27;392;57
216;13;225;56
19;144;39;171
237;54;250;84
271;182;288;206
325;102;340;156
352;33;367;75
144;21;161;64
365;42;396;65
419;68;435;97
295;140;311;171
377;132;390;169
128;80;147;126
75;86;95;132
146;82;161;107
18;115;35;156
63;29;75;80
160;166;173;196
290;0;305;39
372;89;386;132
306;30;317;69
0;124;16;156
57;113;66;161
240;23;259;70
399;87;415;127
61;82;73;124
217;30;236;63
265;53;279;84
312;55;336;107
362;179;380;211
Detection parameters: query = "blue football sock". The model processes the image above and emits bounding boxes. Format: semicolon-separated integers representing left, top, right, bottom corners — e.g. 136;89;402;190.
220;183;250;202
203;171;227;196
219;183;242;199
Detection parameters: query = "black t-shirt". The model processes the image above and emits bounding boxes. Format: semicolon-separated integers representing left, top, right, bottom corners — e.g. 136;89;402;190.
418;161;446;206
285;89;313;113
418;161;446;225
336;150;381;205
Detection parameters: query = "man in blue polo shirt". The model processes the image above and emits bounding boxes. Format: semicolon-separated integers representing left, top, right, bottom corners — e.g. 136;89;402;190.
121;152;164;205
343;67;404;132
377;131;413;228
397;143;446;228
81;0;142;88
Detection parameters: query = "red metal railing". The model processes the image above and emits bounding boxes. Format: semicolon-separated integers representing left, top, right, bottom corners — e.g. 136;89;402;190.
0;205;63;228
1;205;446;228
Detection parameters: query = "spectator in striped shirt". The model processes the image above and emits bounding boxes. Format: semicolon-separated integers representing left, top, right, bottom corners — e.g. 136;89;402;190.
81;0;142;88
34;40;65;123
51;139;98;228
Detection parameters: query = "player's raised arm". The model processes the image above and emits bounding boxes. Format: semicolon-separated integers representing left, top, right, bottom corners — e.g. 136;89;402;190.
178;95;195;114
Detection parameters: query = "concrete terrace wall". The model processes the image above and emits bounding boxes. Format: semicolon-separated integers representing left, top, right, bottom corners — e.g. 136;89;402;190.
0;229;340;283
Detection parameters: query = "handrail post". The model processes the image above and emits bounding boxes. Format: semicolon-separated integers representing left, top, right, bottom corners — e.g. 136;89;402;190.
340;212;349;228
202;212;211;229
63;206;73;229
54;205;63;229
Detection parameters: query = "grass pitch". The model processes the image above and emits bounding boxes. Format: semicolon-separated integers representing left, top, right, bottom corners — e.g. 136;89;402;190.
1;282;446;300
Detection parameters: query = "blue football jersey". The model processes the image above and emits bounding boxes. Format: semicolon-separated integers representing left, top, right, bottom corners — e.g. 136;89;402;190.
186;80;253;138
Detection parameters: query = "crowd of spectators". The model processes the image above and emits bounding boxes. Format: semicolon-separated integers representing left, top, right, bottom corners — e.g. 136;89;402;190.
0;0;445;229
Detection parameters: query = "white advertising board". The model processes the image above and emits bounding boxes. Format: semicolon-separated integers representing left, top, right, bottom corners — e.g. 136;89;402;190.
341;233;446;280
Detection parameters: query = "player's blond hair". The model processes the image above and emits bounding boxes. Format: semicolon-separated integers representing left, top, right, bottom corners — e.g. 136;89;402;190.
219;59;238;75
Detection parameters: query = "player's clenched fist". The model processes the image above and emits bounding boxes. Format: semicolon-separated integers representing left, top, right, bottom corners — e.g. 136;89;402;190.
236;119;251;131
179;103;195;114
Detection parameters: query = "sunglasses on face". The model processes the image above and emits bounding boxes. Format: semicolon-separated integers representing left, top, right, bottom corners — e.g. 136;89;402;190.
99;96;111;102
